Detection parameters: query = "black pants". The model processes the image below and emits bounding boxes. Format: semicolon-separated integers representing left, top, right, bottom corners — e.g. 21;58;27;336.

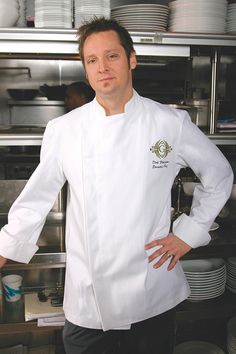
62;308;176;354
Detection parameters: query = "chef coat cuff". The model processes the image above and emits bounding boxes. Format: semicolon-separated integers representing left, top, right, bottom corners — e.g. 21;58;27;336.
172;213;211;249
0;231;38;264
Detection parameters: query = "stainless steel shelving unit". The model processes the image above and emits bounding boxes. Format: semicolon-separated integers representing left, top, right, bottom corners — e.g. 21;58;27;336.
0;28;235;339
0;28;236;52
0;28;235;137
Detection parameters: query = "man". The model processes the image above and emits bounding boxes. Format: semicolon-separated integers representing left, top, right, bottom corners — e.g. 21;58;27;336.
64;81;94;112
0;17;233;354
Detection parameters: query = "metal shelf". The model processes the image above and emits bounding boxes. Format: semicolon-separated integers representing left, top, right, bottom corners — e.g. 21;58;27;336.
0;130;235;146
0;134;43;146
0;28;235;57
3;252;66;271
208;134;236;145
8;100;64;106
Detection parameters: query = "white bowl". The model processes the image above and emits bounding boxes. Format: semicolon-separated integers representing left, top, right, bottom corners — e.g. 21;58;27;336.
0;3;19;27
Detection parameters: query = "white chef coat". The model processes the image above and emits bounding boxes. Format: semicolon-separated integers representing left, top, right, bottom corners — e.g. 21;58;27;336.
0;90;233;331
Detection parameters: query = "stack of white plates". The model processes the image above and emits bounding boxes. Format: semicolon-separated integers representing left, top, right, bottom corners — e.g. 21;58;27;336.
180;258;226;301
226;257;236;293
35;0;73;29
74;0;110;29
174;341;225;354
111;4;169;32
168;0;227;34
227;317;236;354
226;4;236;35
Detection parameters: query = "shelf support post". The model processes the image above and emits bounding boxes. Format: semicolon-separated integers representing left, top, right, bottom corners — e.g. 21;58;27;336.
209;48;219;134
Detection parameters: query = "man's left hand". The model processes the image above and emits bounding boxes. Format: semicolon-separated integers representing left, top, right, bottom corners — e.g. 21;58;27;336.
145;233;191;271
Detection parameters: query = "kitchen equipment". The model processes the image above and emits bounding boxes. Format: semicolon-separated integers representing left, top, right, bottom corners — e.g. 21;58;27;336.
7;89;39;100
40;84;67;101
185;99;209;127
8;100;65;126
168;104;197;124
0;180;65;216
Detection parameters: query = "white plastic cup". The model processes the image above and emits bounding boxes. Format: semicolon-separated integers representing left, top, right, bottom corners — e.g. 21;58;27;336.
1;274;23;302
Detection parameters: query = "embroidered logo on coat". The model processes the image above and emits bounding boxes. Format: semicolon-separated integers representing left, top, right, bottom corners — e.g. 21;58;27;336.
150;140;172;159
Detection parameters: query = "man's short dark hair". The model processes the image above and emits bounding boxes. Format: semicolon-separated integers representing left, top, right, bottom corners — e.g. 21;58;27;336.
67;81;95;102
77;17;135;64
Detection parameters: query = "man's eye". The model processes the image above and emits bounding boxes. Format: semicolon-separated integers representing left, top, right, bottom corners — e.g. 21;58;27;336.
87;58;96;64
109;54;118;59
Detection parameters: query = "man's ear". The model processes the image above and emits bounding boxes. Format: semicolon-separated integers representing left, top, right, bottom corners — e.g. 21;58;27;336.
130;51;137;70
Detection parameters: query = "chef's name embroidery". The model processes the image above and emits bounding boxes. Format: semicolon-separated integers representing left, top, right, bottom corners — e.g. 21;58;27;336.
152;160;169;169
150;139;172;169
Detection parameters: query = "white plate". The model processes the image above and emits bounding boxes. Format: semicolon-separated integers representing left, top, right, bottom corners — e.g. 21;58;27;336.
227;257;236;265
210;222;220;231
112;4;168;11
111;12;168;20
181;258;225;273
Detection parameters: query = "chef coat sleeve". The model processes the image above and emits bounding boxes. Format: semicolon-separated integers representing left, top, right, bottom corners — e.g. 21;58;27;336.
0;120;66;263
172;112;234;249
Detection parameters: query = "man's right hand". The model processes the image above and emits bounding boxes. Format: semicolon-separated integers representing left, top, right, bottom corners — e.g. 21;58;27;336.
0;255;7;268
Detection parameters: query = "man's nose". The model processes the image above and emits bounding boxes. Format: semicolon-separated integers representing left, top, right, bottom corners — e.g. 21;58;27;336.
98;58;108;72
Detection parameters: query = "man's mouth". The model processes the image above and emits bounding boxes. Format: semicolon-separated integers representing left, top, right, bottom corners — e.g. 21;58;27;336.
99;77;114;82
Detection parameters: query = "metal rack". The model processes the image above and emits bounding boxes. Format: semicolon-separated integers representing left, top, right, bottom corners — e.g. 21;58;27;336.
0;29;235;338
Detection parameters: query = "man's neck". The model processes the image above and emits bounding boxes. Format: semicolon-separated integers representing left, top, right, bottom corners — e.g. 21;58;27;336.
96;90;133;116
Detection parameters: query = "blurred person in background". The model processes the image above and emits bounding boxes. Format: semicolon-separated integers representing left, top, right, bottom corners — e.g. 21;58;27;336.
64;81;94;112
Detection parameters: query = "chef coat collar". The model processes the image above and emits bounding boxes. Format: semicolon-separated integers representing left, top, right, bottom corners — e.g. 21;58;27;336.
92;89;138;119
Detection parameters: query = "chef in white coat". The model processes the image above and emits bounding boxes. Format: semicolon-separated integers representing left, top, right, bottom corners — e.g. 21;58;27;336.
0;17;234;354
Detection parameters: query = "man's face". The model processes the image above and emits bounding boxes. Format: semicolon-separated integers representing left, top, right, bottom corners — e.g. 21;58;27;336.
83;30;136;101
65;88;87;112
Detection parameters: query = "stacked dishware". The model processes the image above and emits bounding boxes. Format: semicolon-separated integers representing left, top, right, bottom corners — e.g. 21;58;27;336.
180;258;226;301
35;0;73;28
16;0;26;27
0;0;19;27
226;3;236;34
168;0;227;34
111;3;169;32
74;0;110;29
227;316;236;354
226;257;236;293
174;341;225;354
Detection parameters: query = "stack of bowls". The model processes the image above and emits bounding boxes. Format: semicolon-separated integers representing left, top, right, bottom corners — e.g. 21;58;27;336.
16;0;27;27
35;0;72;29
168;0;227;34
74;0;110;29
0;0;19;27
226;3;236;34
